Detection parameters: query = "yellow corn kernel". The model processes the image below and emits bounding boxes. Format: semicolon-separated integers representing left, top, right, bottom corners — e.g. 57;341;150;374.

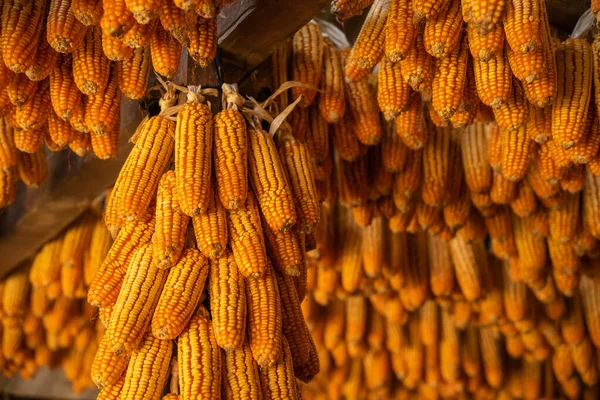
248;129;296;231
432;33;468;119
106;244;168;354
424;0;462;58
213;107;248;211
227;190;268;278
150;23;182;79
73;27;111;96
91;110;120;159
154;170;189;268
117;46;151;100
121;333;172;398
503;0;541;54
1;0;45;73
246;263;283;367
467;22;504;62
187;16;217;67
152;248;208;339
102;30;134;60
400;30;435;92
209;250;246;350
101;0;135;39
340;49;382;145
473;49;512;108
223;342;263;399
106;115;174;227
17;148;47;187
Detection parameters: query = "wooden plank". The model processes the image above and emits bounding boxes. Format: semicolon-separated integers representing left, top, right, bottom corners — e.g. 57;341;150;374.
218;0;331;74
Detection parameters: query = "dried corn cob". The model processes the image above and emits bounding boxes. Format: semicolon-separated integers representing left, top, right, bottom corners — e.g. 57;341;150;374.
102;30;134;60
422;123;453;207
17;148;47;187
187;16;217;67
306;104;330;167
345;0;389;81
384;0;415;62
152;249;208;339
13;128;44;154
319;38;345;124
258;336;299;398
106;244;168;354
400;30;435;92
424;0;462;58
101;0;135;38
123;19;156;48
73;27;111;96
154;170;189;268
72;0;104;26
467;22;504;62
25;29;59;82
150;23;182;79
246;264;283;367
395;94;426;149
117;46;150;100
473;50;512;108
47;0;89;53
91;334;129;389
0;0;45;73
378;57;411;120
69;130;92;156
500;125;533;182
248;129;296;231
16;79;51;131
7;74;38;107
91;111;120;159
121;333;172;399
331;0;374;20
49;55;82;121
552;39;592;149
432;33;468;119
470;0;506;36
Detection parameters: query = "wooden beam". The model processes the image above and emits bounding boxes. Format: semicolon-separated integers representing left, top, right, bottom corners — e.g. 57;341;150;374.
218;0;331;73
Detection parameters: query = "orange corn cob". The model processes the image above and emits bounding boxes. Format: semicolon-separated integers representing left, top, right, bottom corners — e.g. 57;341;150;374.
227;191;268;278
522;0;556;108
73;27;111;96
473;49;512;108
449;234;482;301
399;232;429;310
102;30;134;60
413;0;451;22
378;57;411;121
503;0;542;55
101;0;135;38
493;78;529;131
152;249;208;339
159;0;192;46
279;138;320;234
340;49;382;145
191;184;228;260
428;233;455;297
121;333;172;399
209;250;247;350
124;0;162;23
88;215;155;306
500;125;533;182
106;115;174;227
470;0;506;36
213;106;247;211
549;192;579;244
91;334;130;389
154;170;190;268
385;0;415;62
382;122;408;172
69;130;92;156
479;325;504;388
331;0;374;20
117;46;150;99
246;264;283;367
424;0;462;58
584;170;600;238
560;164;586;194
490;171;517;204
72;0;104;26
222;342;262;399
450;60;479;128
0;0;45;73
306;104;330;167
461;122;492;193
123;19;157;48
13;128;44;154
422;123;454;207
345;0;389;82
467;22;504;62
527;105;551;143
291;23;323;107
47;0;88;53
106;244;168;354
507;46;545;84
91;110;120;159
319;38;345;124
49;55;82;121
552;39;592;149
15;79;51;131
7;74;38;107
263;219;304;276
395;94;426;149
258;336;299;398
432;33;468;119
150;23;182;79
248;129;296;231
510;180;537;217
25;29;59;82
17;148;47;187
400;30;435;92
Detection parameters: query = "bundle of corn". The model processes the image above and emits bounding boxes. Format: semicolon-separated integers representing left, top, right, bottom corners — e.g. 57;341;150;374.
0;207;110;393
0;0;225;209
87;80;320;399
